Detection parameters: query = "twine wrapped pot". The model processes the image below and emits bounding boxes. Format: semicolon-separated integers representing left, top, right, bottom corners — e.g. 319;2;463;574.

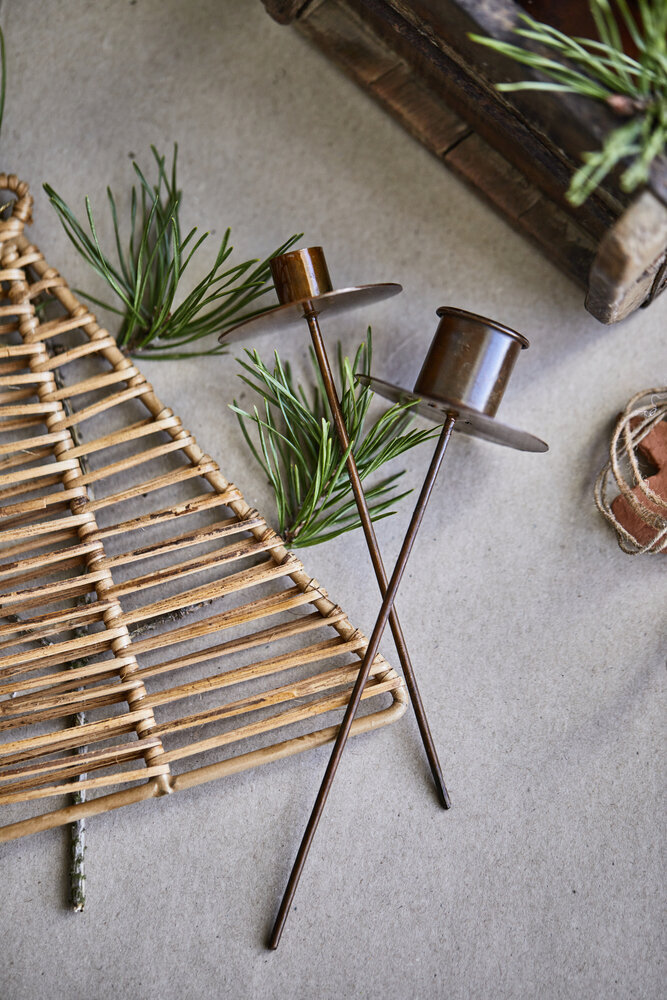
0;175;406;844
594;388;667;554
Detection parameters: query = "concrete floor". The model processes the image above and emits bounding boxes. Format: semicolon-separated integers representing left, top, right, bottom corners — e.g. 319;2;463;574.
1;2;665;998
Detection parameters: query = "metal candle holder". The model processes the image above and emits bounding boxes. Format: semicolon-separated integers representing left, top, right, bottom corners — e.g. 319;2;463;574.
220;248;451;814
267;306;548;947
359;306;548;452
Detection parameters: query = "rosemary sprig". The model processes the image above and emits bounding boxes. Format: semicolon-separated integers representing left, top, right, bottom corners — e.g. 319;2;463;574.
471;0;667;204
231;331;438;547
43;146;301;358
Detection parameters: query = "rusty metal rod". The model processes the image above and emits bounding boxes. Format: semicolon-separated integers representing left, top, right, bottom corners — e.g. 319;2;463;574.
305;311;450;809
269;412;456;950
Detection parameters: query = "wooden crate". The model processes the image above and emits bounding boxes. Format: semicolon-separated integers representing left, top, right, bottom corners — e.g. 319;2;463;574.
263;0;667;324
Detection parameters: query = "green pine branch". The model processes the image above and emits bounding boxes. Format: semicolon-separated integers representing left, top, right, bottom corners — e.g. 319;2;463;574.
231;330;438;547
44;146;301;358
471;0;667;204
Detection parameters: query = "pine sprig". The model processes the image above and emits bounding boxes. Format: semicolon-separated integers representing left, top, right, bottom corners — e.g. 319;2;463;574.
43;146;301;358
231;331;438;547
471;0;667;204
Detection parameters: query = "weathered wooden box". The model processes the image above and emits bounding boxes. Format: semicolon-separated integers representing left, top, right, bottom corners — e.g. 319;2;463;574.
263;0;667;324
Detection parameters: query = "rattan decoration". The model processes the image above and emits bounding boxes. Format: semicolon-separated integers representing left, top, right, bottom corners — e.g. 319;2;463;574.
0;175;406;844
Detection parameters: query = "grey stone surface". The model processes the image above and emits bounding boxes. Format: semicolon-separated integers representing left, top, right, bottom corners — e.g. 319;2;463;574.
0;2;664;998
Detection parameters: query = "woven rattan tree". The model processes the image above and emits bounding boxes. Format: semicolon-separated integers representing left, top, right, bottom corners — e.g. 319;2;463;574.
0;175;406;852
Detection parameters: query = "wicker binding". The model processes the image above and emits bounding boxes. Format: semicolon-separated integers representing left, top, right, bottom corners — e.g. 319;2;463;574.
0;175;406;843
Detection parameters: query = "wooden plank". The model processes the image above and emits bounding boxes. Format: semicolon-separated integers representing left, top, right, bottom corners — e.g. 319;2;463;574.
587;191;667;323
369;63;469;154
364;0;663;208
298;0;399;84
278;0;667;321
446;132;596;286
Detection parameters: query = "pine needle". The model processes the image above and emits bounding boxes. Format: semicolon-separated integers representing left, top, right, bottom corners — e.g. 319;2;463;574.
471;1;667;204
231;330;438;547
44;146;301;357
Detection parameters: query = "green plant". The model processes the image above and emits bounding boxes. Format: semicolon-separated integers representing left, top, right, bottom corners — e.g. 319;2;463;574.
44;146;300;358
231;331;438;547
471;0;667;205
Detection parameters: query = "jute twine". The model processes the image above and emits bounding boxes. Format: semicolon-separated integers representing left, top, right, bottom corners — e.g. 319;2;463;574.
594;387;667;554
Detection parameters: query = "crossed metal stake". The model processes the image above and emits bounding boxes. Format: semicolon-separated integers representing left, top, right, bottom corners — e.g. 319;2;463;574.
222;247;547;948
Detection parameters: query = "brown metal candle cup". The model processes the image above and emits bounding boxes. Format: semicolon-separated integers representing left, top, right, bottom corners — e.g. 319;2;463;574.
357;309;548;453
415;308;528;417
271;246;333;303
